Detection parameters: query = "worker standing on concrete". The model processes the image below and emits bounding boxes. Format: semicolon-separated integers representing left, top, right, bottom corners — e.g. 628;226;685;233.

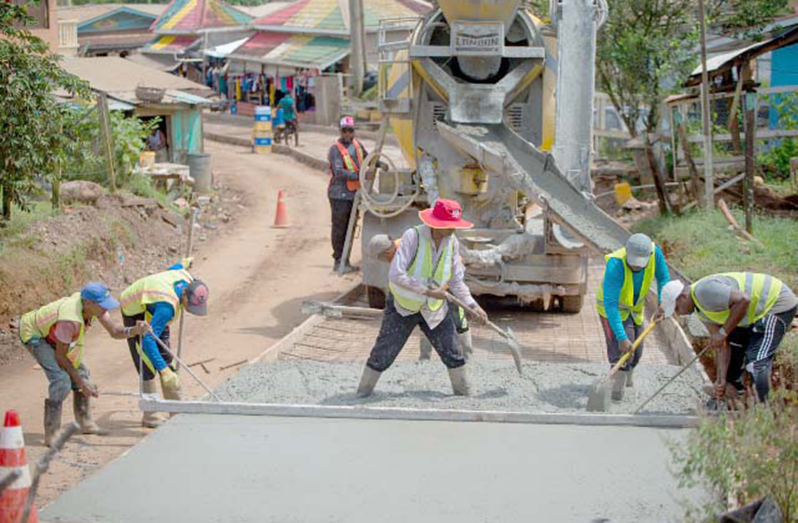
596;233;670;400
120;261;209;427
357;199;488;397
327;115;368;273
19;283;149;447
660;273;797;403
368;234;473;361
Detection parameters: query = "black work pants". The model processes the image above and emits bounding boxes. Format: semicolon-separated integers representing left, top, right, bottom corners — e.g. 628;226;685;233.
366;295;466;372
329;197;354;263
123;313;173;381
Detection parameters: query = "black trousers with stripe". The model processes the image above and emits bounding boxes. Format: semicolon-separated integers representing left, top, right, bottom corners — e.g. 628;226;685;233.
725;305;797;402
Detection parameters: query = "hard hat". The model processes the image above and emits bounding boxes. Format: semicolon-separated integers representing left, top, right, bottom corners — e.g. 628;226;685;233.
368;234;393;258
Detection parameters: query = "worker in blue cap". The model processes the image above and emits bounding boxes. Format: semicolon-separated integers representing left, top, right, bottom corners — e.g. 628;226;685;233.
19;282;149;447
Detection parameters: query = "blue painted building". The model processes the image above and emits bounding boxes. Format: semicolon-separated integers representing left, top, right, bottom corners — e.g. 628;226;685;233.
58;4;165;56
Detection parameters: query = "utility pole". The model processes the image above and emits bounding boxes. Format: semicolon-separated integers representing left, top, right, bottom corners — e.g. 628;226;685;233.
698;0;714;209
348;0;365;98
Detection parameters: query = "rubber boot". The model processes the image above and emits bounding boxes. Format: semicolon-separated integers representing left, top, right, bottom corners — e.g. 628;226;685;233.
44;399;62;448
141;379;165;428
459;330;474;361
356;366;382;398
448;366;471;396
625;369;634;388
611;370;628;401
419;337;432;361
73;392;105;435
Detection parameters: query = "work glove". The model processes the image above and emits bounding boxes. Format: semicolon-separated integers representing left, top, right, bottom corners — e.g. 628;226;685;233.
159;367;182;393
181;256;194;269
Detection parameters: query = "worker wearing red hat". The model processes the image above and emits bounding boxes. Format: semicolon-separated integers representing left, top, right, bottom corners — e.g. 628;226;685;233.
356;199;488;397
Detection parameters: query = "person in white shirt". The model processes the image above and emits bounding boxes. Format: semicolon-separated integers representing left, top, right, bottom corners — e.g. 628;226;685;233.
356;199;488;398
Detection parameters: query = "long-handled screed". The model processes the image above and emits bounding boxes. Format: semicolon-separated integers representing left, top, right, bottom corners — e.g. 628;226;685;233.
633;344;713;415
445;292;523;375
587;319;660;412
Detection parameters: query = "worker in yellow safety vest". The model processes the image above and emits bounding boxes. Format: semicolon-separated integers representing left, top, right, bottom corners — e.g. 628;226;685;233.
19;282;149;447
596;233;670;401
368;234;473;361
661;273;797;403
356;199;488;398
120;260;209;427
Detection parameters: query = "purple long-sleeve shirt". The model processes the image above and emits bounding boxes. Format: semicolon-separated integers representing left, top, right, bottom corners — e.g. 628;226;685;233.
389;225;476;329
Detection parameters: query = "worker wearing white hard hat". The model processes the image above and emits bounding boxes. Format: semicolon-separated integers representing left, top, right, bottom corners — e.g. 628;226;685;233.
595;233;671;400
660;273;797;403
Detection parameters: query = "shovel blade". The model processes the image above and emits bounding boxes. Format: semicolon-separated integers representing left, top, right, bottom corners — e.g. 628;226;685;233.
504;327;523;375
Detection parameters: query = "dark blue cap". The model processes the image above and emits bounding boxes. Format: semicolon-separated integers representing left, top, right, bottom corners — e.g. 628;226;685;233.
80;282;120;310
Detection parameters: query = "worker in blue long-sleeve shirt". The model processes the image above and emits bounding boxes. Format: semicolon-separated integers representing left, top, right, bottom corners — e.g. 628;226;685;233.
119;260;209;427
596;234;669;401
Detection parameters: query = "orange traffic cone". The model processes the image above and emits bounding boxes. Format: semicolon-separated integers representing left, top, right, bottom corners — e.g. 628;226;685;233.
0;411;38;523
272;190;289;228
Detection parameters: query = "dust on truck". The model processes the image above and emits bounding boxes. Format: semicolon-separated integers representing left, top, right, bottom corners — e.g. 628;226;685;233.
359;0;621;313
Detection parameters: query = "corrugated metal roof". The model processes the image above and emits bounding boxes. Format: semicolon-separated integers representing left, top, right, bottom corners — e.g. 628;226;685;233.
231;31;349;70
61;56;209;92
142;34;200;54
151;0;252;34
58;3;166;23
204;36;249;57
252;0;429;35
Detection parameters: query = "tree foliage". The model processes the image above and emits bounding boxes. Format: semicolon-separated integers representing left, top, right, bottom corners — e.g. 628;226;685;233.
0;2;90;219
595;0;789;138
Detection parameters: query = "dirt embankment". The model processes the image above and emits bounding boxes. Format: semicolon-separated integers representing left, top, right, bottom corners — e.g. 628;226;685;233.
0;185;243;366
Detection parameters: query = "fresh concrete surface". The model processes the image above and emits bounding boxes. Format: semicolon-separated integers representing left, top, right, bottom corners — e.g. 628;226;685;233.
215;360;705;415
43;414;700;523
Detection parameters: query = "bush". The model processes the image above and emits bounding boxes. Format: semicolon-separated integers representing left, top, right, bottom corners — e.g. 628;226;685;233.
671;399;798;522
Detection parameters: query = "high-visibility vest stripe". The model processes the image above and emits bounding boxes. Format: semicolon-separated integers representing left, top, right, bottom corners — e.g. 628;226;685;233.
120;269;192;321
596;246;657;325
693;272;783;326
329;139;364;192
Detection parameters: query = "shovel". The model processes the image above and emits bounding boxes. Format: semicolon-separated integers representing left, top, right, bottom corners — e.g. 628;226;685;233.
445;292;523;375
587;319;660;412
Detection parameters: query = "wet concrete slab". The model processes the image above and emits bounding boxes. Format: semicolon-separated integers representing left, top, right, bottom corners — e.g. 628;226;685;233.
42;414;700;523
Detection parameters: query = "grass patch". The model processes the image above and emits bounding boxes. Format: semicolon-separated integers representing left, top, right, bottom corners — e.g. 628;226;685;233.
126;171;184;215
0;201;54;245
634;206;798;289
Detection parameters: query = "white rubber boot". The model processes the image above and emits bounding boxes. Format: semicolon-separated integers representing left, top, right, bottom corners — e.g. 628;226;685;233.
448;366;471;396
141;379;165;428
356;366;382;397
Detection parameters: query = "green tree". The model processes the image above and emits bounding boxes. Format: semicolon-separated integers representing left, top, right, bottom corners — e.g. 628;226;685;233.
0;1;90;220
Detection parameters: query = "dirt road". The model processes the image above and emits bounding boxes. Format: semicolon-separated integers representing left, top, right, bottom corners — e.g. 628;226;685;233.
0;141;357;506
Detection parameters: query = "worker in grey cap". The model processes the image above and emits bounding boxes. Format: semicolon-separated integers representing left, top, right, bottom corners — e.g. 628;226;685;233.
368;234;473;362
596;233;670;399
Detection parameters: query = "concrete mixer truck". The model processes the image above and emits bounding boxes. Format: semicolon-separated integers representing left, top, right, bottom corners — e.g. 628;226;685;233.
356;0;630;313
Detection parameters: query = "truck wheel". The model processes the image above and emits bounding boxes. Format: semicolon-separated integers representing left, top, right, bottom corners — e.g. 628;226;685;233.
561;295;583;313
366;286;386;309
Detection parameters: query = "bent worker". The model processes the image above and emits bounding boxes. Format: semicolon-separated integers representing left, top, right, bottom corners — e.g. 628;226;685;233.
356;199;488;398
368;234;473;361
19;283;149;447
327;115;369;274
660;273;796;403
120;261;209;427
596;233;670;400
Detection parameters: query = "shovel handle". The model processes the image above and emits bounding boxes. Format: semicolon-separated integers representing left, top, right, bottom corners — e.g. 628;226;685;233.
607;319;660;379
444;292;505;336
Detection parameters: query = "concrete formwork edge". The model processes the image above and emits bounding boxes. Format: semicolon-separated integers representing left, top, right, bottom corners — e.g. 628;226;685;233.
140;398;700;429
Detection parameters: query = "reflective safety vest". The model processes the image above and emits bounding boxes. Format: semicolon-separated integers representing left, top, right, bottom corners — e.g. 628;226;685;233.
19;293;86;368
331;139;364;192
692;272;783;326
120;269;193;323
389;226;454;313
596;246;657;325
